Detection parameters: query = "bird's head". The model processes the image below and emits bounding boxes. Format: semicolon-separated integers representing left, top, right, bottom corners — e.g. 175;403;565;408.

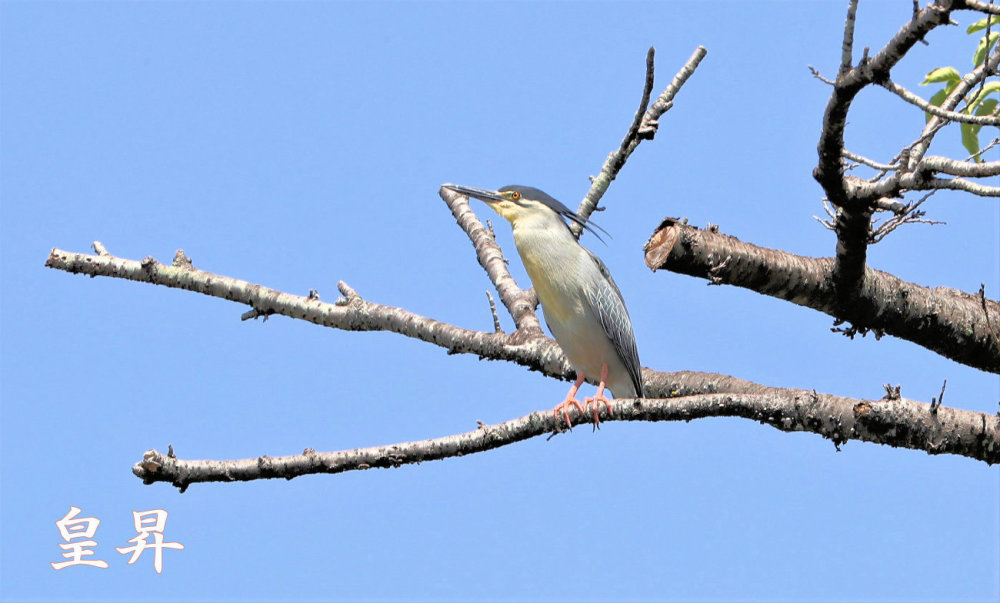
442;183;606;240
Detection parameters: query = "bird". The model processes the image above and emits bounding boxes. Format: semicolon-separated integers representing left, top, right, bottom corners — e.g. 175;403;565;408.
442;183;643;428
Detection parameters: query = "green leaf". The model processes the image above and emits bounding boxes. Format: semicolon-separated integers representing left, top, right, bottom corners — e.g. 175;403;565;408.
967;16;1000;35
976;97;999;117
925;83;959;123
973;32;999;66
921;66;960;85
961;122;982;159
968;81;1000;113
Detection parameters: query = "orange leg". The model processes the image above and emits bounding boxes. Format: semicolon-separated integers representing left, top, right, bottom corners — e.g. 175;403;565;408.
553;373;587;428
584;363;614;428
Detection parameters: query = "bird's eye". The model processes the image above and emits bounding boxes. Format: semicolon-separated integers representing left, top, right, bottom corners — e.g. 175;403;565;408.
509;191;521;200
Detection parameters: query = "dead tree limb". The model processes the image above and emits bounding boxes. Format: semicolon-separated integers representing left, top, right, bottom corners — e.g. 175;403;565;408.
644;219;1000;374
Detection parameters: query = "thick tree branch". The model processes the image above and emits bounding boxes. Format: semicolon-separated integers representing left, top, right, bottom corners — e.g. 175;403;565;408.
571;45;707;236
644;219;1000;374
133;388;1000;490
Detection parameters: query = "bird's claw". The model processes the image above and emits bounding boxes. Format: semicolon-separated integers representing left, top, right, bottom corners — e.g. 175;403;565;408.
584;395;614;430
552;398;586;429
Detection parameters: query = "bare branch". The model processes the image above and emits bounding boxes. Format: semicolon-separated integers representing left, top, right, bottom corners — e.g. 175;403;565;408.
878;79;1000;125
899;173;1000;195
45;245;567;375
842;149;898;171
840;0;860;75
644;219;1000;374
572;45;708;236
969;136;1000;161
814;2;959;310
808;65;837;86
917;155;1000;177
486;291;503;334
133;389;1000;489
815;2;954;206
930;379;948;414
869;192;944;243
873;197;908;212
440;187;543;333
963;0;1000;15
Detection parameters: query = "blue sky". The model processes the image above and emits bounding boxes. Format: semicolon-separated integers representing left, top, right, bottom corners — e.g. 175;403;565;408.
2;1;998;601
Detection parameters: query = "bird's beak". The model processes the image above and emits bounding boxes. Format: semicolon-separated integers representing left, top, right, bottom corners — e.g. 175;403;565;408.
441;183;504;204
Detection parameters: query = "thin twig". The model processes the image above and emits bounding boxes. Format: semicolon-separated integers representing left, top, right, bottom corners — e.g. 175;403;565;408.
967;136;1000;162
980;283;1000;349
930;379;947;415
570;47;656;236
869;192;943;244
571;45;708;237
808;65;836;86
842;149;898;171
486;291;503;334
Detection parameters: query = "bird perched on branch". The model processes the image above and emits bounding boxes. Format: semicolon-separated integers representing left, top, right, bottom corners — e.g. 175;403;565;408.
442;183;643;428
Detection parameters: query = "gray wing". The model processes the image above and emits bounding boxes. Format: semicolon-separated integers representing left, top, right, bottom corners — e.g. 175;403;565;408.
583;250;644;397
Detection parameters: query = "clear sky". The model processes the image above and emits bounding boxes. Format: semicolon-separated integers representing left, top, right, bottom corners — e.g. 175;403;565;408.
2;1;998;601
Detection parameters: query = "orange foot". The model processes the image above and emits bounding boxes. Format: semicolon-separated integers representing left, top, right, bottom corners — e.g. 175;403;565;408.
584;364;614;429
553;374;587;428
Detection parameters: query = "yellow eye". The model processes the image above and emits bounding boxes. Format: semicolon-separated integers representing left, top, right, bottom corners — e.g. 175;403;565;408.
509;191;521;200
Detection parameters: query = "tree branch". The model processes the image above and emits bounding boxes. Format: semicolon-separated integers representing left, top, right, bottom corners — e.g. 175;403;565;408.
46;242;1000;489
840;0;861;76
906;42;1000;169
843;149;899;172
815;2;953;207
878;78;1000;125
644;218;1000;374
900;173;1000;195
571;45;707;236
44;245;569;376
133;388;1000;490
813;1;1000;341
915;155;1000;177
440;188;544;333
962;0;1000;15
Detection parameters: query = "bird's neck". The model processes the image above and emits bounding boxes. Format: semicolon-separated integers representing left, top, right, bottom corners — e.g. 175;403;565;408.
511;216;589;307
